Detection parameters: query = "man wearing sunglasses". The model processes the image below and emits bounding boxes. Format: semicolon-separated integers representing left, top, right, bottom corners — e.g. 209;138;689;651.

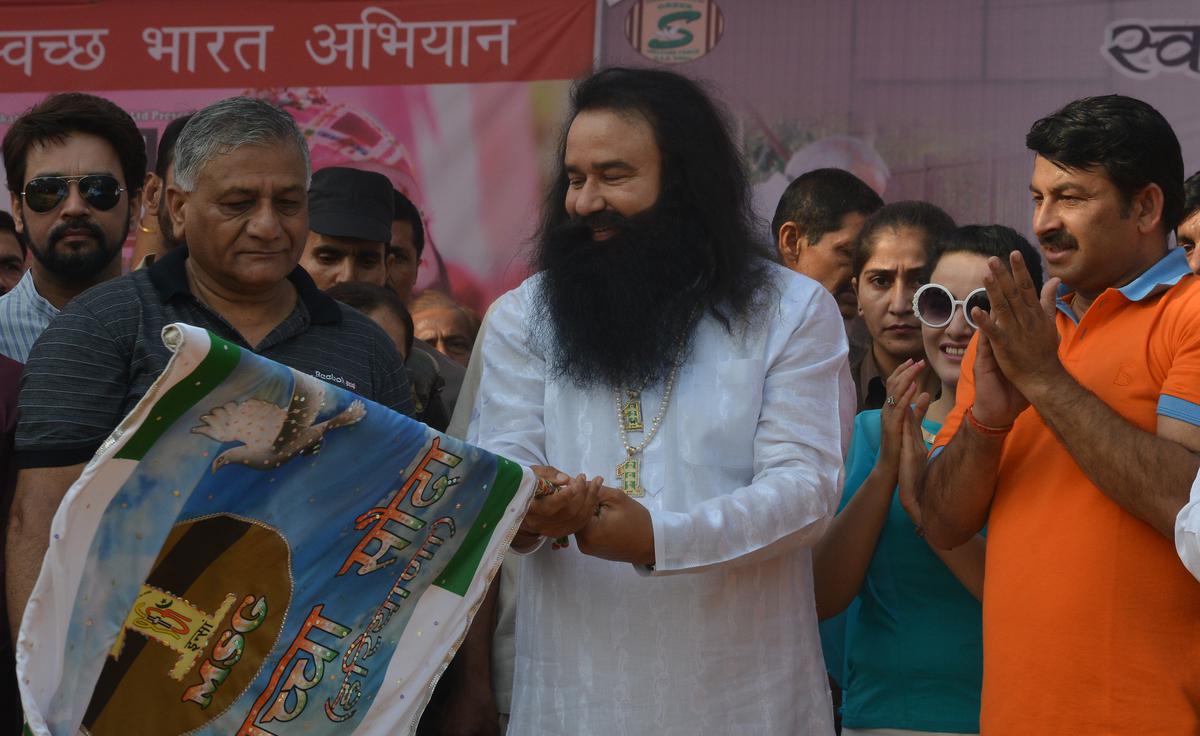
0;93;145;363
6;96;414;645
914;95;1200;735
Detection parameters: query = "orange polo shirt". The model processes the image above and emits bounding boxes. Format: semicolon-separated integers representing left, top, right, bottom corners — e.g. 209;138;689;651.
932;249;1200;736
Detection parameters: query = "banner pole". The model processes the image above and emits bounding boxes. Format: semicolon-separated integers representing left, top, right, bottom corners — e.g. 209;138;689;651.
593;0;605;69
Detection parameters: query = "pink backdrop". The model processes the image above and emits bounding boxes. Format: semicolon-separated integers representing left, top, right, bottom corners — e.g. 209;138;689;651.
600;0;1200;240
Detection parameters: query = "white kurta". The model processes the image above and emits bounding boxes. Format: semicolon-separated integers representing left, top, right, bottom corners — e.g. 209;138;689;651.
468;263;854;735
1175;470;1200;581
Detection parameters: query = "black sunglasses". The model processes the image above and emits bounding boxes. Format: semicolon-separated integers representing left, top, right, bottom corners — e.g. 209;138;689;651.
21;175;126;213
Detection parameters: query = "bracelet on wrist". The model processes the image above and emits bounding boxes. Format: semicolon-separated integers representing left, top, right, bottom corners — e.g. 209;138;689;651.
965;405;1013;437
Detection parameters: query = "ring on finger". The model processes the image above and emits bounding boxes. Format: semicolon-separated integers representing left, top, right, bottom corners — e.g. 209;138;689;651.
533;478;560;499
886;395;897;406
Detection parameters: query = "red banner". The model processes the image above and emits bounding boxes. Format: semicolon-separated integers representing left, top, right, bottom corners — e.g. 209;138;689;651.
0;0;595;92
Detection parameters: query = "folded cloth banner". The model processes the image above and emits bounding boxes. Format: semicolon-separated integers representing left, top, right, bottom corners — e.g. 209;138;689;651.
16;323;532;736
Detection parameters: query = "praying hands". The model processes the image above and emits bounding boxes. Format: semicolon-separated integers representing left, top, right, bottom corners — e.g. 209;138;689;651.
516;465;655;565
969;251;1063;427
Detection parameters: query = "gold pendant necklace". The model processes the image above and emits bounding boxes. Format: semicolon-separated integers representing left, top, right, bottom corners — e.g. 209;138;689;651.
614;345;685;498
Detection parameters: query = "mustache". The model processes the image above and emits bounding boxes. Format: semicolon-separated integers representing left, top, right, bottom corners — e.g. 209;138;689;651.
1039;229;1078;249
579;210;631;232
47;217;106;248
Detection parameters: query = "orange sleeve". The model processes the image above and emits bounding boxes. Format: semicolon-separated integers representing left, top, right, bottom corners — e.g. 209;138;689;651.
931;331;979;454
1158;284;1200;427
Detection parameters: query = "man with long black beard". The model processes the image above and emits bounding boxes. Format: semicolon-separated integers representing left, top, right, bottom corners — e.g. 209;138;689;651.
0;93;145;363
468;67;853;735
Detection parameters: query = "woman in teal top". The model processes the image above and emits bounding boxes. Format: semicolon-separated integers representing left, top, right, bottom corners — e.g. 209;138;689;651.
813;226;1043;736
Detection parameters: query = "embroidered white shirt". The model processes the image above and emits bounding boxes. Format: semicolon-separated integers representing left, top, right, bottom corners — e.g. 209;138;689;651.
468;264;854;735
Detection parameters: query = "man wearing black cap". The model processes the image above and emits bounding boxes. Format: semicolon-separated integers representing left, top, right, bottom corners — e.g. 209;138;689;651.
301;166;392;292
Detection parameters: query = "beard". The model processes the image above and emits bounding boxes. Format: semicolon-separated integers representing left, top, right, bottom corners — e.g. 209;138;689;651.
533;204;708;390
27;208;128;281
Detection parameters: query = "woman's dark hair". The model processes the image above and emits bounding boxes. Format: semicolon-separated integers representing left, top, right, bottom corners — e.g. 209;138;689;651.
852;200;956;275
326;281;414;357
535;66;771;328
927;225;1044;291
3;92;147;194
1027;94;1184;231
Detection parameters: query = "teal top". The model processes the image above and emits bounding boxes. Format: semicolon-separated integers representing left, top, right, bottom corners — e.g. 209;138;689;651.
829;410;983;733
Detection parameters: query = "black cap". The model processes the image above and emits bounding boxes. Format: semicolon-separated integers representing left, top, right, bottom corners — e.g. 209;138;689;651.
308;166;394;244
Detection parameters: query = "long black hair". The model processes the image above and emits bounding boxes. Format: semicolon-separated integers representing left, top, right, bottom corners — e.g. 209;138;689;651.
534;67;773;330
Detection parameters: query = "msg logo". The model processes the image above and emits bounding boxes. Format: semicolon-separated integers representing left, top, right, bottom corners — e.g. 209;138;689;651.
625;0;725;65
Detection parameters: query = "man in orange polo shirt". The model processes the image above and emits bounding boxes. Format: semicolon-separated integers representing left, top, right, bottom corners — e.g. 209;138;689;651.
913;95;1200;735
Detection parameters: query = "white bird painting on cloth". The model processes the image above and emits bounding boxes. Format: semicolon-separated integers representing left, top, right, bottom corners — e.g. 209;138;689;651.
191;371;366;472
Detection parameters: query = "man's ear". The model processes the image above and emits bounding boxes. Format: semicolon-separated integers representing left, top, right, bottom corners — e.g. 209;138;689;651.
165;183;188;243
142;172;163;215
1131;182;1165;236
9;193;23;234
777;221;803;268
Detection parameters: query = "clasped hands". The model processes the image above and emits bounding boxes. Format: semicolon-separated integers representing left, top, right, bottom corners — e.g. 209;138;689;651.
970;251;1065;428
513;465;655;566
881;359;934;530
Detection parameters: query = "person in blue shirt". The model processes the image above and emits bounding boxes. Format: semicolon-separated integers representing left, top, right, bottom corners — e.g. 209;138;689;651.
813;225;1042;736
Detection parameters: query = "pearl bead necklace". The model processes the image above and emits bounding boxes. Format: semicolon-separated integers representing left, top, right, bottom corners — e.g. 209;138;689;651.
614;356;681;459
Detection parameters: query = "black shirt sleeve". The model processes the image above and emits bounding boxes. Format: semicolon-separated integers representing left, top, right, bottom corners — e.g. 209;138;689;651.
15;299;132;468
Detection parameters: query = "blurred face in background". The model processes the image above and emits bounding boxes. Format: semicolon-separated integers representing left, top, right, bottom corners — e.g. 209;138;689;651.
366;306;411;362
853;226;928;366
387;219;420;302
1177;209;1200;274
300;232;386;291
0;229;25;294
779;211;866;320
412;305;474;366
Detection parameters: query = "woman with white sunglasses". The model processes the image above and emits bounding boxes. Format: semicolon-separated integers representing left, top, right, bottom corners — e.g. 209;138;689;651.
814;225;1043;736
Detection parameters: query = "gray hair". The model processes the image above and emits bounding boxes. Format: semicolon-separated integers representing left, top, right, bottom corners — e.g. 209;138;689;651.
173;96;311;191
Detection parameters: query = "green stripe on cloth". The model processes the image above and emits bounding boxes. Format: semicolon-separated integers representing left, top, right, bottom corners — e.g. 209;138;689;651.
114;334;242;461
434;457;524;596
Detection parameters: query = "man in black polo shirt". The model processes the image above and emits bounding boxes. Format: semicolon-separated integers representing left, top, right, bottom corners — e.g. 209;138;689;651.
5;97;414;639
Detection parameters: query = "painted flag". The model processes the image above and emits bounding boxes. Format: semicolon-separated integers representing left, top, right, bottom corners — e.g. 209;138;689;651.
16;323;533;736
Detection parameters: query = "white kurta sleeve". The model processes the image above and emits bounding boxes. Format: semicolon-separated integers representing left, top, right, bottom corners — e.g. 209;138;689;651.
467;287;548;469
647;285;853;575
1175;469;1200;581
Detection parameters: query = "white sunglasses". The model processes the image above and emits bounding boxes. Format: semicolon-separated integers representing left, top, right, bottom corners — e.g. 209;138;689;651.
913;284;990;329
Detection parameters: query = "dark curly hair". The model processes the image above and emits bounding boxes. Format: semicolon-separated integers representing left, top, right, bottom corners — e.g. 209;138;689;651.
534;66;772;330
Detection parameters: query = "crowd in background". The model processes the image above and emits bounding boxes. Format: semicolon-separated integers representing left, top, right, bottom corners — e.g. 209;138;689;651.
2;65;1200;736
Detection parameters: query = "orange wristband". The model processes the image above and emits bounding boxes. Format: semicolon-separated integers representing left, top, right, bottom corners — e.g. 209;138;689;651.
965;405;1012;437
